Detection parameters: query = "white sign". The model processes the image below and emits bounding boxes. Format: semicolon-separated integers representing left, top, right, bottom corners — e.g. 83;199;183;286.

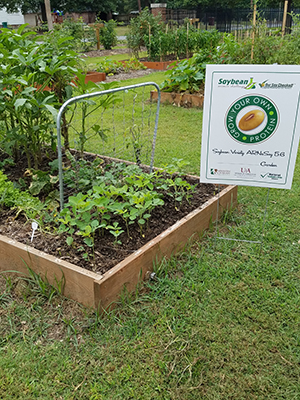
200;65;300;189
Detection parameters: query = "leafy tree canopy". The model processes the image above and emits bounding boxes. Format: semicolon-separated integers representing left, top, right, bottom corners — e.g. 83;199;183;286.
0;0;121;14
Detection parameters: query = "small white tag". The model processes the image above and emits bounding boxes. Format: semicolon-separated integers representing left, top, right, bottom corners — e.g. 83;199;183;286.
31;221;38;243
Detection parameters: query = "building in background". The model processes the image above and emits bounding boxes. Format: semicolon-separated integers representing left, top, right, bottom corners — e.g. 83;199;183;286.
0;8;24;28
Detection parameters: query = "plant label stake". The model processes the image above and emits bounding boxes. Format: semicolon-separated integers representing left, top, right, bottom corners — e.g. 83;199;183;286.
31;221;38;243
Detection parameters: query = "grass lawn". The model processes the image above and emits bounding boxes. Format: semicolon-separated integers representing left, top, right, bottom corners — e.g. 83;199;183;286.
72;71;202;174
116;25;129;37
1;71;300;399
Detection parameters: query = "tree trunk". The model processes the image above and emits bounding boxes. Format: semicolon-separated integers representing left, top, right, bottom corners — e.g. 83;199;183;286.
44;0;53;31
40;1;47;23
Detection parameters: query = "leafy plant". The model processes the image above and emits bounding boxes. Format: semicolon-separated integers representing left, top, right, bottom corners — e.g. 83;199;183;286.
127;8;163;58
98;19;118;50
71;80;120;157
96;57;146;75
0;171;43;218
96;58;123;75
125;124;146;165
123;57;147;72
0;24;80;166
160;56;205;93
52;17;96;52
54;159;196;261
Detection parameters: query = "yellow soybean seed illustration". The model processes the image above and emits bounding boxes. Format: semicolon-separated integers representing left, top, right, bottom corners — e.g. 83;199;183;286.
238;109;265;131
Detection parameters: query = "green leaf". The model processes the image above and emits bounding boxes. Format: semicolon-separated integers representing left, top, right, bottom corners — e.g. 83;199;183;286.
84;237;93;247
44;105;58;119
14;98;27;109
66;236;74;246
29;179;48;196
91;220;99;229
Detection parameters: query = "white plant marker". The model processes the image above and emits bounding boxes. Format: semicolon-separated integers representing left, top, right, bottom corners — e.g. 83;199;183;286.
31;221;38;243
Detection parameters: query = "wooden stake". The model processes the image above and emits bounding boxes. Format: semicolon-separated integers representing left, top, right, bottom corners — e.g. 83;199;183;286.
96;27;100;50
186;21;189;59
160;36;162;62
282;0;288;37
149;23;151;59
251;4;257;61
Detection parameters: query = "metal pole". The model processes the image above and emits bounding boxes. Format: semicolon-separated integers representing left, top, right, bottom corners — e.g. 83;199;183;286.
214;185;221;248
259;187;270;254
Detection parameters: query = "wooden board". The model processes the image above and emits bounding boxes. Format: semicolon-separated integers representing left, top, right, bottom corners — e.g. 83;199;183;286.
141;60;177;70
0;236;100;307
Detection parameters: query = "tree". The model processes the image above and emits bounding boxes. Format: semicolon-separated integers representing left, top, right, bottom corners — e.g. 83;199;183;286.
0;0;41;13
117;0;150;14
0;0;120;14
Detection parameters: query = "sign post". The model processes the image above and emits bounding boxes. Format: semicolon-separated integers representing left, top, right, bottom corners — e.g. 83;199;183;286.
200;65;300;190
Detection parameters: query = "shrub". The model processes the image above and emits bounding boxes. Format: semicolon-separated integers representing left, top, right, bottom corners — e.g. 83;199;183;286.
99;19;118;50
52;17;96;52
0;24;81;168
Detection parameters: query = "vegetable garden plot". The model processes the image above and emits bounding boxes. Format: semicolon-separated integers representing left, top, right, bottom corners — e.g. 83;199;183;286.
57;82;161;208
0;79;238;310
0;182;237;310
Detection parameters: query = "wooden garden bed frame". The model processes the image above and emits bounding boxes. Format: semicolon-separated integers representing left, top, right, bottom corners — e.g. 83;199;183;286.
141;60;177;70
0;184;237;311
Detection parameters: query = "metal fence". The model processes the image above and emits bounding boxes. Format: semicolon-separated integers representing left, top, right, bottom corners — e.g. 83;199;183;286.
56;82;161;209
165;9;197;25
114;6;300;30
196;7;300;32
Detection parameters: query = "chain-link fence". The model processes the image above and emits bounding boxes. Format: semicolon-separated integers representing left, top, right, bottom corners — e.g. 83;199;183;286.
57;82;161;209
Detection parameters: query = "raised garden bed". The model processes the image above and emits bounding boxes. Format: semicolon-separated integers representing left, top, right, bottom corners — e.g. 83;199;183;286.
151;90;204;108
35;71;106;92
0;177;237;311
84;71;106;83
141;60;177;70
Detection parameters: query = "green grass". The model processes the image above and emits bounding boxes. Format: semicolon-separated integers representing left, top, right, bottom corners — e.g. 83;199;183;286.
1;72;300;399
69;70;203;173
116;25;129;37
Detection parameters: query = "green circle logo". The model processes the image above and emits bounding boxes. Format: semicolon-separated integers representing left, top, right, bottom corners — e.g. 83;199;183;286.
225;95;279;144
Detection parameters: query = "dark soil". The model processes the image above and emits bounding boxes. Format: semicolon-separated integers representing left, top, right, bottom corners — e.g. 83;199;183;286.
0;153;216;275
